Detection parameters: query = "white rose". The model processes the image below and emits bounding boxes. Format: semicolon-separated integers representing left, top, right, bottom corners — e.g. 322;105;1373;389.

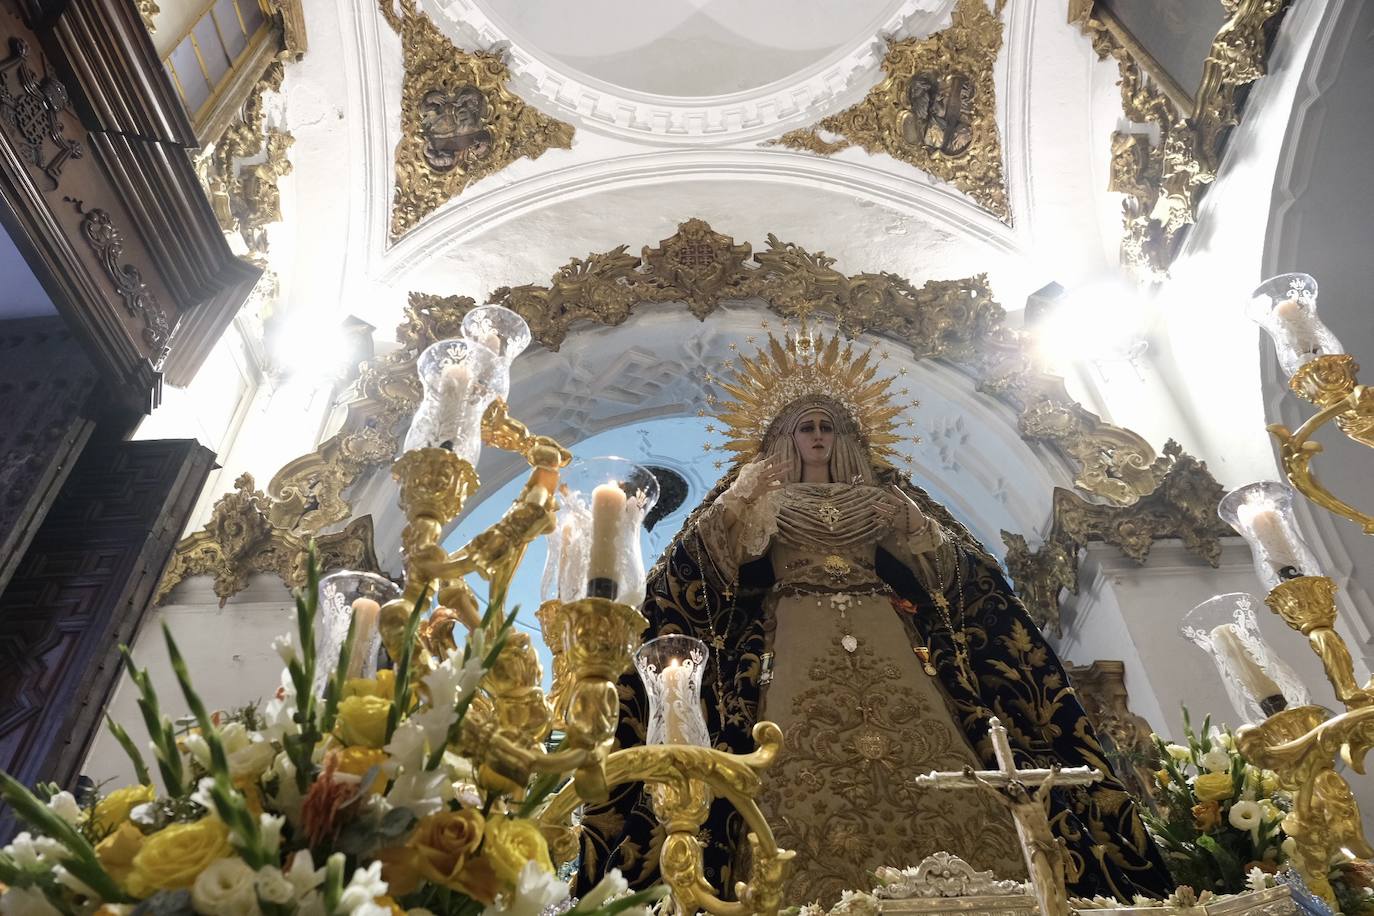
1200;748;1232;774
0;886;62;916
255;868;296;906
482;861;568;916
192;857;262;916
46;791;81;826
336;862;388;916
228;740;277;781
1229;800;1263;832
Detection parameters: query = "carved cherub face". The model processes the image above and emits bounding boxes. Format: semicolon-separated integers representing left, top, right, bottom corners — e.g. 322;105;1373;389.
793;408;835;475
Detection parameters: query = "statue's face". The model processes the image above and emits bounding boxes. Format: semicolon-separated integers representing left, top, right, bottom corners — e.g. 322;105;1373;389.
793;408;835;472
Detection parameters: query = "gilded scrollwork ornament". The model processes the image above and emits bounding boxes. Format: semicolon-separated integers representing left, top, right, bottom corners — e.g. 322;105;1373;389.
1002;441;1231;633
156;473;381;605
1073;0;1290;275
380;0;574;237
771;0;1010;222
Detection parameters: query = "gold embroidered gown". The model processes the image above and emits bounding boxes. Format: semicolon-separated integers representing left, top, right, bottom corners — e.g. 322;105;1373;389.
698;481;1026;906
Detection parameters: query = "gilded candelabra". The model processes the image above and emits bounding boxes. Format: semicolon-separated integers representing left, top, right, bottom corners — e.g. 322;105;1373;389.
1227;275;1374;905
374;309;789;915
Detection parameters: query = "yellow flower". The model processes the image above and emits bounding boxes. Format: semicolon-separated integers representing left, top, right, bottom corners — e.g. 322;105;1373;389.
336;746;389;794
482;814;553;886
1193;772;1236;802
343;669;396;701
1192;801;1222;832
93;785;156;834
380;809;490;899
1260;769;1282;795
335;695;392;748
95;822;144;890
126;818;232;898
1155;770;1171;787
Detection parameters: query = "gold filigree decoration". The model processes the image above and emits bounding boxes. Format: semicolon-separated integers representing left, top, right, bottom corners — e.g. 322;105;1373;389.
770;0;1009;222
1001;440;1231;633
156;473;381;605
182;220;1170;584
137;0;159;32
381;0;574;238
1064;659;1159;804
1074;0;1290;275
195;62;291;267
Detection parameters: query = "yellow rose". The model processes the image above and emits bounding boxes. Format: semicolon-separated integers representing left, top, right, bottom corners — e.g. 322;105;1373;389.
1155;770;1170;788
96;822;145;889
337;746;389;794
1193;772;1236;802
343;669;396;700
1192;801;1222;832
482;814;553;886
335;695;392;748
93;785;156;834
413;809;485;886
126;818;232;898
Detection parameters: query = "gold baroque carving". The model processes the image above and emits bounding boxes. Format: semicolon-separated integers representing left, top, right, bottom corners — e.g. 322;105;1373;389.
156;473;381;605
1001;440;1232;634
770;0;1010;222
380;0;574;238
1073;0;1290;275
182;220;1171;591
136;1;158;33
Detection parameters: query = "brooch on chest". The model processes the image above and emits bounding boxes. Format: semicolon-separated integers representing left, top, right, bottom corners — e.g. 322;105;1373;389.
817;501;840;531
823;554;852;582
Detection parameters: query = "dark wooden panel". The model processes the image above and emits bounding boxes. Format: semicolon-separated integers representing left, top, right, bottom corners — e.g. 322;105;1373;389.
0;438;213;834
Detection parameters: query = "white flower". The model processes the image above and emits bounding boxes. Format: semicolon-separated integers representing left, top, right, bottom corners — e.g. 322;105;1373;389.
1199;748;1232;774
271;634;297;666
46;791;81;826
3;833;66;869
386;769;453;819
1163;744;1192;763
1230;800;1263;831
1246;867;1273;893
258;813;286;857
255;867;297;906
1281;836;1298;860
574;868;628;912
384;720;429;772
261;672;300;741
52;865;98;899
191;776;218;811
337;861;388;915
483;861;569;916
228;740;277;782
185;733;213;770
268;753;304;823
423;648;484;711
192;857;262;916
0;886;62;916
284;849;327;897
830;890;881;916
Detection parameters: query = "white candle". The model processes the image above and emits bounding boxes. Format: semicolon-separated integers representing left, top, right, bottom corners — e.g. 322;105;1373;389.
1273;298;1303;322
587;482;627;597
1236;501;1305;579
1210;623;1283;709
440;362;472;395
479;331;502;354
661;659;691;744
348;597;382;679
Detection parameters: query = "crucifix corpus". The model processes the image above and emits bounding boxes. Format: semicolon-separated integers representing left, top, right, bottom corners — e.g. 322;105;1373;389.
914;716;1104;916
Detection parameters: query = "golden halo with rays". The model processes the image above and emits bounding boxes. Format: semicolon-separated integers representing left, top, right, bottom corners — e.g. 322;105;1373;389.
704;324;916;468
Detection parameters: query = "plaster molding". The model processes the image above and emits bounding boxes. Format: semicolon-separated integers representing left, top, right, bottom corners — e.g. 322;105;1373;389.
374;149;1023;285
424;0;948;146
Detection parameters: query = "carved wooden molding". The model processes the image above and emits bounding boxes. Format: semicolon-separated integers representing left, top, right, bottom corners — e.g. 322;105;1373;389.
1002;440;1232;634
771;0;1010;222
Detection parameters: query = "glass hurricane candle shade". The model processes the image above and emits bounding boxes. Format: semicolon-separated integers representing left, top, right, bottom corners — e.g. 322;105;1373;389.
1219;481;1323;593
635;634;712;747
1249;273;1345;379
1181;592;1309;723
541;457;660;606
313;570;401;695
461;305;532;401
403;339;502;461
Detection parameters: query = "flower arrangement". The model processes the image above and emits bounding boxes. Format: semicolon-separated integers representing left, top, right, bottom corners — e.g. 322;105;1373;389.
0;552;664;916
1144;708;1374;915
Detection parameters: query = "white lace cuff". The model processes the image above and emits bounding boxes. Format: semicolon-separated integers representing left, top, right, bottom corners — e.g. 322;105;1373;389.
718;473;782;560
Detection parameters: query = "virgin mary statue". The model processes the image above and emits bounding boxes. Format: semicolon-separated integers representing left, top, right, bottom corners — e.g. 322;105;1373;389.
577;329;1172;906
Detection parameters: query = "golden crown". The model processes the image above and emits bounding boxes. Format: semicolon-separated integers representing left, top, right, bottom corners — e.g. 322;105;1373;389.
703;323;918;468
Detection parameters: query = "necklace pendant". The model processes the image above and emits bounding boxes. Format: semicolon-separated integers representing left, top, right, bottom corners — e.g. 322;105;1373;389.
712;635;726;650
841;634;858;653
818;501;840;531
923;662;937;676
932;593;950;612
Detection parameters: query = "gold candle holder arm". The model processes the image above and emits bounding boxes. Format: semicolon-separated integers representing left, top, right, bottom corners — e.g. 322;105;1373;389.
483;400;574;470
539;722;793;916
1265;576;1374;709
1270;355;1374;534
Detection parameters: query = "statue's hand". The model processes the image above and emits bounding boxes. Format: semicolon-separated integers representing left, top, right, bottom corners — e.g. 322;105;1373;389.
888;485;931;535
731;455;788;503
